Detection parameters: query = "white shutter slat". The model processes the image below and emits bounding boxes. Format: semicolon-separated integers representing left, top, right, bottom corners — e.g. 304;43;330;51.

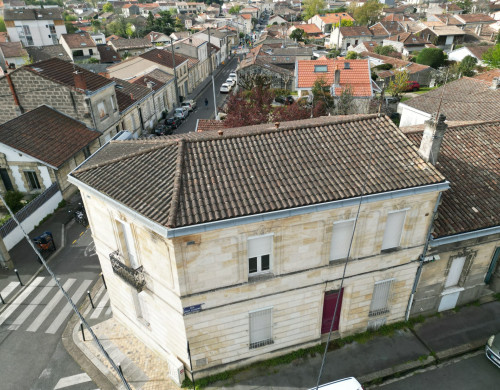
122;222;139;268
381;210;406;250
248;236;272;258
249;308;272;348
369;279;394;316
330;220;355;260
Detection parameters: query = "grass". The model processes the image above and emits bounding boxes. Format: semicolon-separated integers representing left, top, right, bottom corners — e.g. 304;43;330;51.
400;96;411;102
493;293;500;302
411;86;438;95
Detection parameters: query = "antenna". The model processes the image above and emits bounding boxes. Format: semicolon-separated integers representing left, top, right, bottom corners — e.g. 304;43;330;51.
435;68;449;122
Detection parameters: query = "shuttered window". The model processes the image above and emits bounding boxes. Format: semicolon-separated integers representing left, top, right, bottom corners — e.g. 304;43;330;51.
120;221;139;268
444;256;466;288
381;210;407;250
248;235;273;275
330;220;355;261
249;308;273;349
369;279;394;317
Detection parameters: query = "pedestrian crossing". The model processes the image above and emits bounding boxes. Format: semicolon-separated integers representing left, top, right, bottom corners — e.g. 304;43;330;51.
0;276;110;335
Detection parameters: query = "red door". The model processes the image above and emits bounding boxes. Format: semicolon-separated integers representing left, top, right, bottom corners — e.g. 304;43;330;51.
321;289;343;334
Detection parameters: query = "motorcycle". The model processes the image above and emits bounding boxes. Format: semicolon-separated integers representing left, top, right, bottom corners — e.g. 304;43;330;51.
33;231;56;263
69;202;88;226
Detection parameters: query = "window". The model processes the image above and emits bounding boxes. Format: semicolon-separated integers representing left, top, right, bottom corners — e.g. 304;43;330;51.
381;210;407;251
97;101;107;119
249;308;273;348
110;96;116;112
89;49;93;55
248;235;272;275
117;221;139;268
133;290;150;325
330;220;355;261
369;279;394;316
314;65;328;72
83;146;91;159
444;256;466;288
24;171;41;190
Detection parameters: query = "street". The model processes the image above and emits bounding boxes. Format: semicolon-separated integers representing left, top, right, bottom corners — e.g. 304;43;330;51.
373;351;500;389
0;223;107;390
174;54;241;134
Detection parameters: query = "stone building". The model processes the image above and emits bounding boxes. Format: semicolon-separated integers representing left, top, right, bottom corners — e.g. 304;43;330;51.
68;114;448;381
130;69;176;119
60;32;100;62
0;58;121;144
238;55;295;90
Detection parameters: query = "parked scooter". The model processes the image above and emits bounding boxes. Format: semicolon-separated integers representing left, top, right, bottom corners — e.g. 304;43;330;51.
33;231;56;263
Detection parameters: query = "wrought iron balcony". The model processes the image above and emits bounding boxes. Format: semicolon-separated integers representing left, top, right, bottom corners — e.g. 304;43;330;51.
109;250;146;292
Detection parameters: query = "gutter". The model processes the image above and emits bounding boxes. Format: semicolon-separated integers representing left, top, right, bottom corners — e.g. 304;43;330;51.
430;226;500;246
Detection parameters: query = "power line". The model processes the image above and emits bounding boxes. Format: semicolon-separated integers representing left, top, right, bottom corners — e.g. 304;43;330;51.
0;193;132;390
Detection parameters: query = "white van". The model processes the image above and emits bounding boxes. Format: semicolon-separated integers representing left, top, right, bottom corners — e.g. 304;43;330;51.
309;377;363;390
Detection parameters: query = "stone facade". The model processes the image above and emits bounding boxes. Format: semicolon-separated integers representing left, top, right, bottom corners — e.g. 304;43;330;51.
77;184;442;378
238;63;295;90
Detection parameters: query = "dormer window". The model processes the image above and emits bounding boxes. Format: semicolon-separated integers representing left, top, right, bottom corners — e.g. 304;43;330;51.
314;65;328;72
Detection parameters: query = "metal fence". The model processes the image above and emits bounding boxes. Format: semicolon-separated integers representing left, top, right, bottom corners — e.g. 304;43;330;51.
0;183;59;238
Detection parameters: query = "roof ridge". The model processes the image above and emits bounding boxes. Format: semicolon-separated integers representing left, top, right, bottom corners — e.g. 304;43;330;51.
166;140;185;228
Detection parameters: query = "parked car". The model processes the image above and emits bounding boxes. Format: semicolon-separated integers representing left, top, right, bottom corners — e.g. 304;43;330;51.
486;332;500;368
225;78;235;87
308;377;363;390
181;99;197;112
384;96;399;105
405;81;420;92
220;83;231;93
174;107;189;120
166;116;182;129
228;72;237;82
275;95;295;105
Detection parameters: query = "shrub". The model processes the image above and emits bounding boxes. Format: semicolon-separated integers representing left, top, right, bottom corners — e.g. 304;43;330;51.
416;48;446;68
373;63;393;71
4;190;24;213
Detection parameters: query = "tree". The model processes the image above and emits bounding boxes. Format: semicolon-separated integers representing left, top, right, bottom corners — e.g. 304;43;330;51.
327;48;341;58
387;69;410;98
126;23;135;38
145;10;176;35
0;17;6;32
302;0;325;21
348;0;384;26
374;45;397;56
332;19;353;28
312;77;334;115
416;48;446;68
336;85;354;115
290;28;305;42
451;0;472;13
91;20;102;33
457;55;477;77
223;86;274;128
273;102;311;122
229;5;241;15
482;44;500;69
345;51;359;59
102;2;114;13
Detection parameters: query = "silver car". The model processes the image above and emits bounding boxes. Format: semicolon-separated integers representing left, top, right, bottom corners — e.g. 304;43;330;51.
486;332;500;368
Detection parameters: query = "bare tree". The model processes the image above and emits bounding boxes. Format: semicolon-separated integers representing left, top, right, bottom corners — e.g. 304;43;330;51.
336;85;354;115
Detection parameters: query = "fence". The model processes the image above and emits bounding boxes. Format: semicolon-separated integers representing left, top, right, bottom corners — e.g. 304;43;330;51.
0;183;62;250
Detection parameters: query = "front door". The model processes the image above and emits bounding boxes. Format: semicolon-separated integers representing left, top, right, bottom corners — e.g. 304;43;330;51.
485;248;500;284
0;168;13;191
321;289;343;334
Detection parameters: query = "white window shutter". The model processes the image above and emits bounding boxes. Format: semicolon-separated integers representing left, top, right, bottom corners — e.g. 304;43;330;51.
121;222;139;268
445;256;466;288
330;220;355;260
248;235;273;258
369;279;394;316
249;308;272;348
138;291;150;323
381;210;406;250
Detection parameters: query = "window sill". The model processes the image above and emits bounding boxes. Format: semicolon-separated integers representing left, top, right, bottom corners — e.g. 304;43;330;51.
329;258;350;265
381;247;401;254
248;272;274;283
368;308;390;317
250;339;273;349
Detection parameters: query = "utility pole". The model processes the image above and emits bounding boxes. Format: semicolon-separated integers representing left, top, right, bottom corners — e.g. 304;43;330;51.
207;27;218;119
169;42;180;107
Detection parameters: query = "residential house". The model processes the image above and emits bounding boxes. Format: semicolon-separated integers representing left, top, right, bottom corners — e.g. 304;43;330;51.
60;32;100;62
240;7;260;19
288;23;323;40
268;15;287;26
98;12;114;22
382;13;414;22
399;77;500;127
0;105;100;198
308;12;355;34
4;8;66;47
90;33;106;45
138;3;162;17
195;29;230;62
108;38;154;58
238;14;253;34
473;68;500;82
68;114;447;381
97;45;121;64
417;25;465;51
172;37;210;94
194;118;223;132
238;55;295;90
329;26;373;51
0;58;121;144
146;31;171;45
295;58;379;113
447;45;494;66
170;31;191;42
0;42;27;72
122;4;140;17
259;45;314;71
403;118;500;314
369;21;407;42
427;3;463;15
25;44;72;63
176;1;204;14
383;32;431;55
130;68;176;116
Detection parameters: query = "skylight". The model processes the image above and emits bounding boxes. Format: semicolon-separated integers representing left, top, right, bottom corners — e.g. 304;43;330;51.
314;65;328;72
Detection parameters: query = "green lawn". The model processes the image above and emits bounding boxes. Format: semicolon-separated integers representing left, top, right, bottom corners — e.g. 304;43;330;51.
400;96;411;102
412;86;438;95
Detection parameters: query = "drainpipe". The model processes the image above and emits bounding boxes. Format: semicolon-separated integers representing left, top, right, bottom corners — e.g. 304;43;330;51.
405;191;443;321
6;74;24;116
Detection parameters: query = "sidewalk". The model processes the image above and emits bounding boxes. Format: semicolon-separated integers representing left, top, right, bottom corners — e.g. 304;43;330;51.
69;296;500;390
0;192;81;310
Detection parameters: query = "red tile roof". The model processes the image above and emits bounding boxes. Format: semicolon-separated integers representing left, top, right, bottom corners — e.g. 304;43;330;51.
473;68;500;83
196;119;224;132
240;14;251;20
0;105;100;168
297;58;373;97
339;26;372;37
139;48;189;68
293;24;322;35
317;13;354;24
61;32;96;49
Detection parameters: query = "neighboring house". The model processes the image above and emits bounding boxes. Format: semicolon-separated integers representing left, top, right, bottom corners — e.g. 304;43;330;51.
146;31;171;45
172;37;210;94
97;45;121;64
258;45;314;71
382;13;413;22
308;12;355;34
4;8;66;47
195;118;223;132
60;32;100;62
238;55;295;90
240;6;259;18
68;114;447;381
268;15;287;26
288;23;323;40
25;44;72;63
473;68;500;82
399;77;500;127
130;68;176;116
0;58;121;143
403;118;500;314
296;58;379;113
329;26;373;51
369;21;407;42
90;32;106;45
0;105;100;198
195;29;230;62
383;32;431;55
138;3;161;17
417;25;465;51
447;45;493;66
108;38;154;58
170;31;191;42
427;3;463;15
351;40;379;54
238;14;253;34
122;4;140;17
0;42;27;72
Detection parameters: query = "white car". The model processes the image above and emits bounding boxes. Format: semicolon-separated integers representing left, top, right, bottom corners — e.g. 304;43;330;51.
220;83;231;93
225;78;235;87
308;377;363;390
229;72;237;82
174;107;188;120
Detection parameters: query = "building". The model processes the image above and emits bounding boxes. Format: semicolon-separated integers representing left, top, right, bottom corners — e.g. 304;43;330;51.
4;8;66;47
238;54;295;90
447;45;493;67
130;68;176;116
60;32;100;62
108;38;154;58
68;114;447;381
383;32;431;55
329;26;373;51
287;23;323;40
0;41;27;72
24;44;72;63
0;105;100;198
145;31;171;45
97;45;121;64
172;37;210;94
417;25;465;51
307;12;355;34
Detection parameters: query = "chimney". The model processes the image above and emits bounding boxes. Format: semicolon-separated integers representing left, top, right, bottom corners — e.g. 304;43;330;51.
130;93;134;100
5;73;23;116
73;70;87;91
446;17;449;25
418;114;447;165
334;65;340;86
397;35;400;41
275;122;280;129
490;77;500;90
218;129;224;136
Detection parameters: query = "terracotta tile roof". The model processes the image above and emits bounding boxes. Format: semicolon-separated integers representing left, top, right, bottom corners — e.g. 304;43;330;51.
25;45;72;62
465;45;494;60
112;78;152;112
110;38;153;50
139;48;188;68
106;35;121;42
297;58;372;97
455;13;495;24
339;26;372;37
361;52;430;74
317;13;354;24
356;41;379;52
369;21;405;37
293;24;322;35
420;25;465;36
240;14;251;20
72;114;445;228
23;58;113;93
473;68;500;83
0;42;27;58
382;14;413;22
435;15;462;26
0;32;9;43
97;45;121;63
439;3;462;11
195;119;224;132
401;77;500;122
0;105;99;168
405;121;500;237
386;32;429;45
61;32;96;49
130;69;173;91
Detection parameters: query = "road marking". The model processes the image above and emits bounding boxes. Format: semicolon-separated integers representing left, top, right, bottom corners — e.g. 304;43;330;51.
0;277;44;326
72;239;77;245
90;293;109;319
54;372;92;389
26;278;76;332
45;279;92;334
0;281;18;300
8;278;56;330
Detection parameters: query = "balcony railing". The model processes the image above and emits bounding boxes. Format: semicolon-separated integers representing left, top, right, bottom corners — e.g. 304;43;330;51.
109;250;146;292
